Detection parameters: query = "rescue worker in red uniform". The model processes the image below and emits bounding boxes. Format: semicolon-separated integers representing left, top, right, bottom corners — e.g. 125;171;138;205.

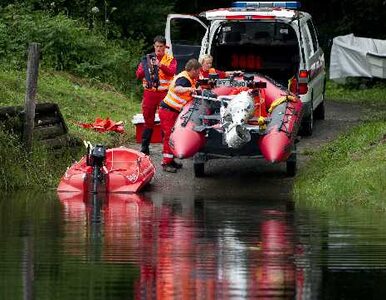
198;54;242;80
158;59;201;173
136;36;177;155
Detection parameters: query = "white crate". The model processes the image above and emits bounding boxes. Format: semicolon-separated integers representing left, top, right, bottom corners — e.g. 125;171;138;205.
131;113;160;124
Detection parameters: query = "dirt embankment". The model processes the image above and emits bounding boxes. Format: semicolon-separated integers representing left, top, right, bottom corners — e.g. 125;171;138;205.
135;101;367;197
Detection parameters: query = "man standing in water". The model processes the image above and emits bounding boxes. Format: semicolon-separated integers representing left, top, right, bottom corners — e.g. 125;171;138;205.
136;36;177;155
158;58;201;173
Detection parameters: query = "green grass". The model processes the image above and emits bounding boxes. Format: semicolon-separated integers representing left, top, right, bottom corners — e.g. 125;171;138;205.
294;91;386;210
294;78;386;210
0;69;141;145
0;68;142;191
326;79;386;104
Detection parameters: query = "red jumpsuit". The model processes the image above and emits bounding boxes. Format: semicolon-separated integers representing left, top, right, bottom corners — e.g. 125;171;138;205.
135;56;177;130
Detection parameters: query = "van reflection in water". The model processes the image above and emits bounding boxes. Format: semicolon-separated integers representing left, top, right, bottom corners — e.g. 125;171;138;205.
59;192;304;298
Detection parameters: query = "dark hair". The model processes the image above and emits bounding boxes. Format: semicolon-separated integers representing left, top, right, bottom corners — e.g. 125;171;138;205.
185;58;201;71
153;35;166;45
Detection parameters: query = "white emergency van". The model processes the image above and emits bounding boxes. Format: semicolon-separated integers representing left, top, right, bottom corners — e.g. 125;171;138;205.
165;1;326;136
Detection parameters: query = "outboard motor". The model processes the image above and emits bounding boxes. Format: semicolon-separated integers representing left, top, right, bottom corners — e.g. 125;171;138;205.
221;91;255;148
89;144;106;194
224;123;251;148
90;144;106;168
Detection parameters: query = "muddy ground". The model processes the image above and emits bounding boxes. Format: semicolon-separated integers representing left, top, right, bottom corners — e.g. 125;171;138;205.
135;101;366;197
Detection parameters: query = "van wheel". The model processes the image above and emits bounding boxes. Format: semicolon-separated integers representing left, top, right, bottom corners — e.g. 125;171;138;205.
194;163;205;177
300;102;313;136
286;153;297;177
314;100;325;120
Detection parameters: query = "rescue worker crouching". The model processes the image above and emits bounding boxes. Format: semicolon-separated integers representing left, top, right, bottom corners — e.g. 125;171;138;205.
135;35;177;155
198;54;243;81
159;58;202;173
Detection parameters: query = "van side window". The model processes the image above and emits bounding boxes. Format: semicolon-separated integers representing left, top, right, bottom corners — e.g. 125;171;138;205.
302;23;313;57
306;19;319;52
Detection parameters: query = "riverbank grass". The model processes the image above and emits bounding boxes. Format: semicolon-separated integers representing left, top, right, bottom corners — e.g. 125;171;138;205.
0;69;141;145
0;69;141;191
294;80;386;210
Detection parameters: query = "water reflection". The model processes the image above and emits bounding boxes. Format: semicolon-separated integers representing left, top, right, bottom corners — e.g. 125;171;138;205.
59;192;301;299
2;191;386;299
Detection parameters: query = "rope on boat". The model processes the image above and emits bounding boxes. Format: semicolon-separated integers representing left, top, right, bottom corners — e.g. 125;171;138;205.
180;96;202;127
278;98;300;138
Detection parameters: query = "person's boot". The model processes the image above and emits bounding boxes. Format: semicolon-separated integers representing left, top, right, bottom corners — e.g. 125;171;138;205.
162;163;177;173
140;128;153;155
170;160;183;169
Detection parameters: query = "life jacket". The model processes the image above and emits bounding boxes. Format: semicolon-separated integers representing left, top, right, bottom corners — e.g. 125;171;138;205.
142;53;174;91
253;88;267;118
163;71;197;112
199;67;217;79
246;88;267;126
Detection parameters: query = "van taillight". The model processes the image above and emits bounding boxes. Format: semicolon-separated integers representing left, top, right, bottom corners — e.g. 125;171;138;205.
297;70;309;95
299;70;309;79
298;83;308;94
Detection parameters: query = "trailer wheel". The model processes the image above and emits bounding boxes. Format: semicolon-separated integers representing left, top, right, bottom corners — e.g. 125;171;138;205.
194;163;205;177
286;153;297;177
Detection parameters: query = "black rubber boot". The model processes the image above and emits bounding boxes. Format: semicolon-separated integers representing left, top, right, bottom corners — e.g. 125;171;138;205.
140;128;153;155
162;163;177;173
170;160;183;169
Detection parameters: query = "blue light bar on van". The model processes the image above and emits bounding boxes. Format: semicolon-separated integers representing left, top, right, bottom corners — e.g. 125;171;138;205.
232;2;301;9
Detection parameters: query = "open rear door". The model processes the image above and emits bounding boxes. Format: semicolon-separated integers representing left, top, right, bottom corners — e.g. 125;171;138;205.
165;14;208;73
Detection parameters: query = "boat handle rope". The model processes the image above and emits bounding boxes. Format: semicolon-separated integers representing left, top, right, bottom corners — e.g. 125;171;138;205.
268;95;296;113
180;97;202;127
278;102;300;138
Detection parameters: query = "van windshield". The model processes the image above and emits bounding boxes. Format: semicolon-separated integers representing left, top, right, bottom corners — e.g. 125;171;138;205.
212;21;299;85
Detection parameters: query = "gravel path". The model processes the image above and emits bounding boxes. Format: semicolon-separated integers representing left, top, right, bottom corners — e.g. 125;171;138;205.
130;100;366;197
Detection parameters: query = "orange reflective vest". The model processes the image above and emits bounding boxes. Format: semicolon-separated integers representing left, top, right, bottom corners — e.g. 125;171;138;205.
142;53;174;91
199;67;217;79
163;71;196;112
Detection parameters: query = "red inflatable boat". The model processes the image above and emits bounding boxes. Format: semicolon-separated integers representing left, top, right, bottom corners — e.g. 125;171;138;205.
57;146;155;194
169;74;303;177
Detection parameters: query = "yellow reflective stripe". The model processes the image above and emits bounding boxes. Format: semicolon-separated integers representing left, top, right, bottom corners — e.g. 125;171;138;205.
164;95;185;111
170;92;187;103
165;94;186;106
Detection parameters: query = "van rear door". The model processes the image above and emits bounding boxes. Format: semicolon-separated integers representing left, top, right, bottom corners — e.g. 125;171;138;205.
165;14;208;72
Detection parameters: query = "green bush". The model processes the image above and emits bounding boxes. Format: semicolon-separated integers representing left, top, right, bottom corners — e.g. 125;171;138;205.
0;4;144;92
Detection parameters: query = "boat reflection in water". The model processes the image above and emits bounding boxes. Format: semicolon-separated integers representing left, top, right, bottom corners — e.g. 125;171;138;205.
59;192;304;298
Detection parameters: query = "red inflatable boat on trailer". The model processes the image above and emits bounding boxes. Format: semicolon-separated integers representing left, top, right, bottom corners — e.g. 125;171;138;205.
169;74;303;177
57;146;155;194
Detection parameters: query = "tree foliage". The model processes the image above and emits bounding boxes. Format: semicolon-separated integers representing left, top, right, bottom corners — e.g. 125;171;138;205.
2;0;385;50
0;4;144;92
0;0;385;90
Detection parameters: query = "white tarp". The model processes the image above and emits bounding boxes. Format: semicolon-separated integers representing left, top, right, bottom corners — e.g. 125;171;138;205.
329;34;386;82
